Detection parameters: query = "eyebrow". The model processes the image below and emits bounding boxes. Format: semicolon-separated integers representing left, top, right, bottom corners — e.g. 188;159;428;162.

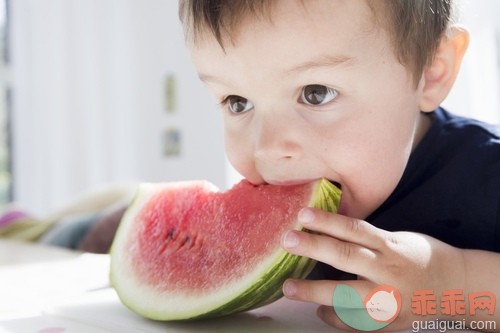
198;73;221;85
285;54;355;74
198;54;355;85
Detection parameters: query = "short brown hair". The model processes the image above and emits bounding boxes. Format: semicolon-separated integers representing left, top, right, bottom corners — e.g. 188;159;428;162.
179;0;455;84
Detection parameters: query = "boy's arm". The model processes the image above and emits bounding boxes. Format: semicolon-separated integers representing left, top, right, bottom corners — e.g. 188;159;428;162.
281;207;500;332
462;249;500;327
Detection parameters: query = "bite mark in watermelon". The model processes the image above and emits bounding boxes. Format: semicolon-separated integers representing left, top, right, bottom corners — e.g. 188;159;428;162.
110;178;341;320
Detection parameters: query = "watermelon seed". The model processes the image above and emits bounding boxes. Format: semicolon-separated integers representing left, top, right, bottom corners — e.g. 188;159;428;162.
156;228;179;255
189;235;201;250
181;235;190;247
167;228;176;240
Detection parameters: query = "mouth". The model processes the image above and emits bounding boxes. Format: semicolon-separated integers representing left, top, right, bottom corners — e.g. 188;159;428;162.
327;179;342;191
263;178;345;214
264;178;342;191
264;179;315;186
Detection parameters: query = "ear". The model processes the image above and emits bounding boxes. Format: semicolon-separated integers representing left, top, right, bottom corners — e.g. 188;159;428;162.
418;25;470;112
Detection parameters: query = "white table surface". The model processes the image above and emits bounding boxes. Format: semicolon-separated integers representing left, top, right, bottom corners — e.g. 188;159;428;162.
0;240;473;333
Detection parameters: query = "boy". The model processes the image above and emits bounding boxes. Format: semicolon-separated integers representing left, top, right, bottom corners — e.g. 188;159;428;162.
179;0;500;330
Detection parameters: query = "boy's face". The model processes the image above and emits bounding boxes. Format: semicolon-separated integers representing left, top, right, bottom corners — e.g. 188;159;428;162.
189;0;429;219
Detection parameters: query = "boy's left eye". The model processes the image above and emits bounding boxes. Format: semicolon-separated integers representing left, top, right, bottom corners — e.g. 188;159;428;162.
300;85;338;105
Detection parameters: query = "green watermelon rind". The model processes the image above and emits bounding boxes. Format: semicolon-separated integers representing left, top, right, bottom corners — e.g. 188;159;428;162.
110;178;341;321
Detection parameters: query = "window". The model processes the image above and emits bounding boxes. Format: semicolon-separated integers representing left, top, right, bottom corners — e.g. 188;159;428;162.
0;0;11;208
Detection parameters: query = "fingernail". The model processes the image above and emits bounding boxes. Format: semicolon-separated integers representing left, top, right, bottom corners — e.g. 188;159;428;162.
298;208;314;224
283;280;296;297
316;305;327;320
283;230;299;248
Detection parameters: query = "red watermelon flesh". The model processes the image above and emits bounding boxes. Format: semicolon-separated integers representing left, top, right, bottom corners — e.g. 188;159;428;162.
111;178;341;320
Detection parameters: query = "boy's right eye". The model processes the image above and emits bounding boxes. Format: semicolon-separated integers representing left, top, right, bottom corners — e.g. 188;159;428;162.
223;95;254;114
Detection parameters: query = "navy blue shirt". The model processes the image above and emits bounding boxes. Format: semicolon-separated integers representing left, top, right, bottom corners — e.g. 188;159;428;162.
367;107;500;252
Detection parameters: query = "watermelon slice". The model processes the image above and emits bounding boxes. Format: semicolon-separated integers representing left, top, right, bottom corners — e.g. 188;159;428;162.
110;178;341;321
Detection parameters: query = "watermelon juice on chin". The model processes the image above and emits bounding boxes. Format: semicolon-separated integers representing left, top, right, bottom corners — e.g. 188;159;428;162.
110;178;341;320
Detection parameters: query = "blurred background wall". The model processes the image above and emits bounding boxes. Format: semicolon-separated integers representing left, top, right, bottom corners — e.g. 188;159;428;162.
8;0;226;216
2;0;499;216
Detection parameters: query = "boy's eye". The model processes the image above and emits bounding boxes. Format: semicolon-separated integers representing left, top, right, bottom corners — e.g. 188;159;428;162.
300;85;338;105
225;95;254;113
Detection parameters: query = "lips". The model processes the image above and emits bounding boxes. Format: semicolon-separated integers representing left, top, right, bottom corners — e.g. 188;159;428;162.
265;177;346;215
262;178;310;186
265;178;342;190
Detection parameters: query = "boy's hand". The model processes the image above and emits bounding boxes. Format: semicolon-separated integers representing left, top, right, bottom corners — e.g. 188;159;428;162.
281;207;467;331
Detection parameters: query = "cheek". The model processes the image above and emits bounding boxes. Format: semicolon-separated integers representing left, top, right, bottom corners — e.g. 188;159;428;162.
320;101;419;218
224;127;244;168
223;124;261;183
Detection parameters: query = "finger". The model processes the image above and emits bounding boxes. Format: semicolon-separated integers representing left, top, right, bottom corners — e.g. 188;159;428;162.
318;304;407;332
298;208;390;250
282;279;335;306
282;229;377;275
317;305;360;332
284;280;405;332
283;278;376;306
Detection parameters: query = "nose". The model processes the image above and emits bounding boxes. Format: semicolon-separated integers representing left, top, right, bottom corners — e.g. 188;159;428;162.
252;111;303;163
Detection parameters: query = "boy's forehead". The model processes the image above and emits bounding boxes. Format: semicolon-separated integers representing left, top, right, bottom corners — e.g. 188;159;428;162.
189;0;378;49
189;0;384;75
